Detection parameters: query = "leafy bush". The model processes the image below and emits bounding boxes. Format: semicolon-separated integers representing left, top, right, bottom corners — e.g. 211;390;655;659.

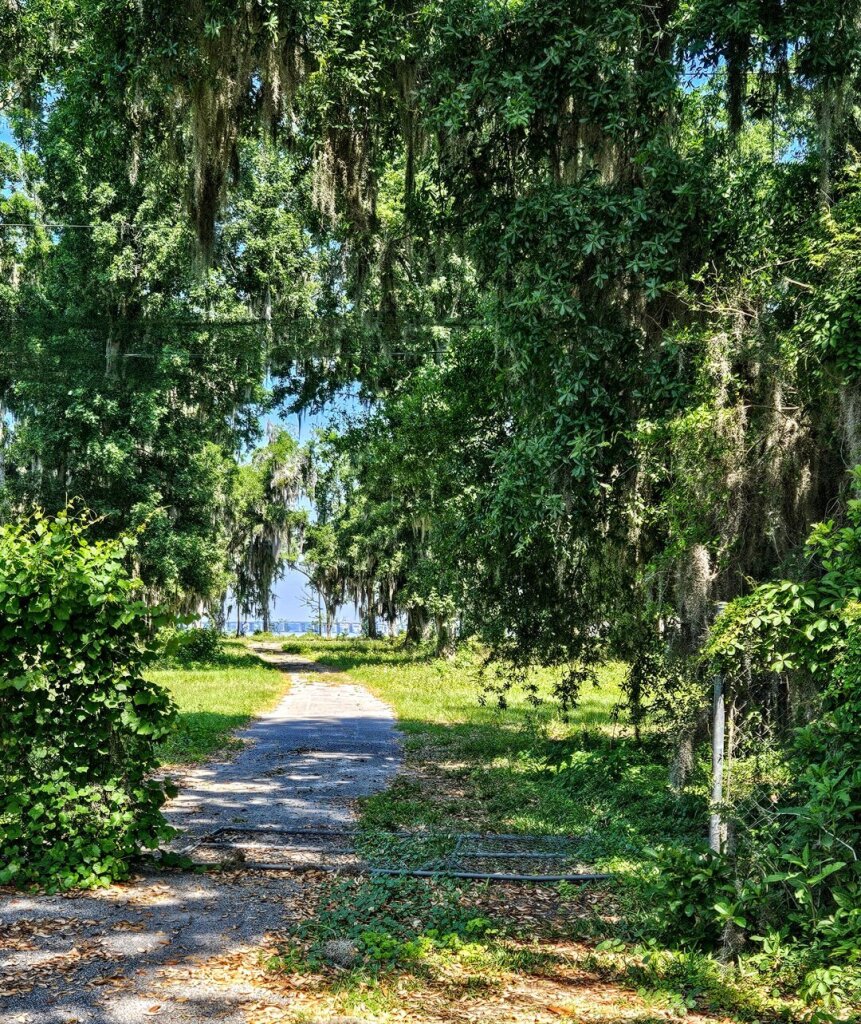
707;478;861;679
0;510;177;890
156;624;222;666
178;625;221;662
639;845;746;948
744;602;861;1006
658;490;861;1012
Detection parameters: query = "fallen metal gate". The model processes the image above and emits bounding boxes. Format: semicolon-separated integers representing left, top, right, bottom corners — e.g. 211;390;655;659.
181;826;611;882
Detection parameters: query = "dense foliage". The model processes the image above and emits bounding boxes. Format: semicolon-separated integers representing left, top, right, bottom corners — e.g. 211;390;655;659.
1;0;860;1008
0;511;176;890
684;488;861;987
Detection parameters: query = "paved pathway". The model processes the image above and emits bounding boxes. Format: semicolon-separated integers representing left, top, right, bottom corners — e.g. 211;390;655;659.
0;647;400;1024
165;647;400;841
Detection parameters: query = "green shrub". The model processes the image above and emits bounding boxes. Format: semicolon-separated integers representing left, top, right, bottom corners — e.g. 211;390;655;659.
156;624;222;665
0;510;177;890
749;602;861;995
639;845;741;948
654;496;861;1013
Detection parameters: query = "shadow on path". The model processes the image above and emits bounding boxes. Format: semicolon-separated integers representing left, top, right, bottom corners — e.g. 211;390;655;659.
0;649;401;1024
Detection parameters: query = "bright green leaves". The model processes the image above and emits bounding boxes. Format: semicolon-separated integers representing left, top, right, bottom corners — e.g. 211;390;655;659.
707;488;861;680
793;172;861;382
0;509;177;891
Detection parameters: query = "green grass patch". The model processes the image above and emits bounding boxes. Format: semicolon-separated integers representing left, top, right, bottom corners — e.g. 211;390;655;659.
273;875;502;975
277;638;708;870
152;641;290;766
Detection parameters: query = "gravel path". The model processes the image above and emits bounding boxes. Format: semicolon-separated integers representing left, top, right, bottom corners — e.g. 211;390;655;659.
0;646;401;1024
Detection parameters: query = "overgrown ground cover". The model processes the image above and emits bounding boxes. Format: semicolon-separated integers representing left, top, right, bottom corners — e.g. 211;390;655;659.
262;638;810;1023
281;637;705;869
152;642;291;766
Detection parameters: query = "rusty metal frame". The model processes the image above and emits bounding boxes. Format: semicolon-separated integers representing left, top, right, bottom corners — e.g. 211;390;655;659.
179;825;612;883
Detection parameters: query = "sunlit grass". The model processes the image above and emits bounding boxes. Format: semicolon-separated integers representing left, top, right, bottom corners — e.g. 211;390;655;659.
152;642;290;766
284;636;622;736
278;638;705;864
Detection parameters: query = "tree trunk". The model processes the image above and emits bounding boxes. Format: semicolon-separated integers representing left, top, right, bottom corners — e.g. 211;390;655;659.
670;729;695;793
262;602;270;634
670;703;712;792
629;664;643;745
406;606;427;644
435;615;452;656
105;327;121;378
366;585;378;639
211;594;228;633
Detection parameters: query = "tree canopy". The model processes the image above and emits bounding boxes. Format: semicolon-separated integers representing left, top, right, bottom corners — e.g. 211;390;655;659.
1;0;861;993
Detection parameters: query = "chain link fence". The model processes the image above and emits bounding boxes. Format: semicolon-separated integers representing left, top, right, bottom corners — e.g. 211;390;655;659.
712;670;809;857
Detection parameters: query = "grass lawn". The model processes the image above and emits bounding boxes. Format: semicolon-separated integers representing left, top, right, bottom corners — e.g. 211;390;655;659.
152;642;291;766
280;636;707;870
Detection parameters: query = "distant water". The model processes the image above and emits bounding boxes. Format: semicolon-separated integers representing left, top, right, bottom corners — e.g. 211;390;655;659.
227;620;367;637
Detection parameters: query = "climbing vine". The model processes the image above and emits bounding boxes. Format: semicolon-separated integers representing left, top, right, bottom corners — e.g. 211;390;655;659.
0;511;177;890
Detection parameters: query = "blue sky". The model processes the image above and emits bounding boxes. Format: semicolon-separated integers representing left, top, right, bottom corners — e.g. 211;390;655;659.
269;393;362;621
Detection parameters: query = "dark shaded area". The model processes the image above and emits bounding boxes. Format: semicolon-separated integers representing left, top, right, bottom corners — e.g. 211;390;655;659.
0;871;299;1024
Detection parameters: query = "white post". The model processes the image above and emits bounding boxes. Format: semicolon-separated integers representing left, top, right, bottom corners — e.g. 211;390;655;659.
709;601;728;853
709;671;725;853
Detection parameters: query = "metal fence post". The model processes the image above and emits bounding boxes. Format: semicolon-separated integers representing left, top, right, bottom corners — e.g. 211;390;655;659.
709;671;725;853
709;601;728;854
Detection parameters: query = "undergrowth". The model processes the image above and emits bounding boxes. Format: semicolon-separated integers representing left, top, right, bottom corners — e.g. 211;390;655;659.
271;875;505;979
